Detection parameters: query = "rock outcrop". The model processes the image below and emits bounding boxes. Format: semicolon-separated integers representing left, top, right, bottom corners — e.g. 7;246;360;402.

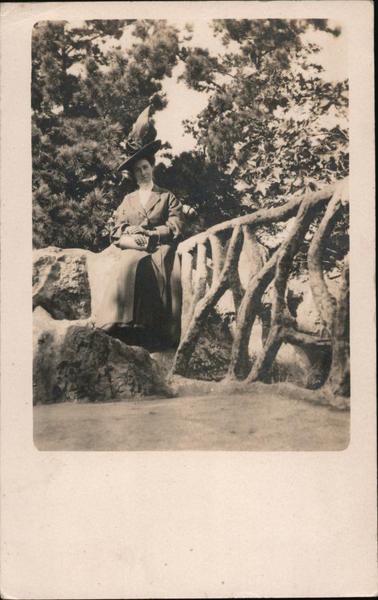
33;307;171;404
33;247;91;319
32;245;340;399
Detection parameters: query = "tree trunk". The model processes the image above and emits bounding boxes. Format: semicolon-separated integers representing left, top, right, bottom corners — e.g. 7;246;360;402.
228;265;244;313
308;188;344;334
248;197;319;383
227;250;278;379
325;255;350;401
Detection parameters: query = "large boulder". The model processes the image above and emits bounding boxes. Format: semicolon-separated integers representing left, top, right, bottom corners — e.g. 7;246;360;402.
33;307;172;404
287;273;341;335
33;247;91;320
32;245;137;324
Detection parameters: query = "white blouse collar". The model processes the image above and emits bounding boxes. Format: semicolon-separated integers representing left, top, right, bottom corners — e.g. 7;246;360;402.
138;181;154;207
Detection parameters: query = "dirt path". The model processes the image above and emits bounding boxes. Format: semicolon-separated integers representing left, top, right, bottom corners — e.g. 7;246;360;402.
34;383;349;451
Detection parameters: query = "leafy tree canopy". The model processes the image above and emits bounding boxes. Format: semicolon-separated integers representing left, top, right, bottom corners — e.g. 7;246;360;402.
180;19;348;200
178;19;348;269
32;19;182;250
32;18;348;262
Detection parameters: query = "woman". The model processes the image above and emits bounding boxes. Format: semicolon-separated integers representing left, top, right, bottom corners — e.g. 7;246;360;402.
97;136;183;350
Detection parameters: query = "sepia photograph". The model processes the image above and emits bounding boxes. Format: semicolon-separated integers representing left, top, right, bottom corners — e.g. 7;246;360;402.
31;15;351;451
1;2;376;599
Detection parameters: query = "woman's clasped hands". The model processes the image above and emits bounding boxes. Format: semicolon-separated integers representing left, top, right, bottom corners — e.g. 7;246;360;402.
125;225;147;246
117;225;157;249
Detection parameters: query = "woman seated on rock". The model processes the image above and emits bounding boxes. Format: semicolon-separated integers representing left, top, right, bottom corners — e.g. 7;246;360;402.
97;109;183;351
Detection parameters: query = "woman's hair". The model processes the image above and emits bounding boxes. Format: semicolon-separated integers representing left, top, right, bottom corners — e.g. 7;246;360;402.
127;154;156;186
131;153;155;175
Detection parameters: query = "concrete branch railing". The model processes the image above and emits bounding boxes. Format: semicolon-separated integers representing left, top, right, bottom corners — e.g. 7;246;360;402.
174;178;349;400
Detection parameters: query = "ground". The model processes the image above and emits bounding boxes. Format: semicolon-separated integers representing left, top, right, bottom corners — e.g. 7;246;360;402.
34;382;349;451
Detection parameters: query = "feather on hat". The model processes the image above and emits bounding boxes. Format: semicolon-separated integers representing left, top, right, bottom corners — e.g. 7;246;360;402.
118;105;161;172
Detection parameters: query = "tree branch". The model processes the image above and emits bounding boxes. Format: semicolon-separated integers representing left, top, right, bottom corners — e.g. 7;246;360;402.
247;194;322;382
180;251;194;335
185;242;207;327
173;226;243;374
227;248;279;379
283;327;331;347
308;179;348;333
324;253;350;399
209;233;225;283
177;182;338;254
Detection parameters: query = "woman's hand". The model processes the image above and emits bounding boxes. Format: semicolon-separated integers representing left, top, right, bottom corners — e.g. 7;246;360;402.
134;234;149;247
117;233;149;249
125;225;145;235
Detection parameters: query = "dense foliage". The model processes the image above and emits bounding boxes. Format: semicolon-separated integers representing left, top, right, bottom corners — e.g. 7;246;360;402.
32;18;348;257
181;20;348;193
180;19;349;265
32;20;181;250
155;151;242;226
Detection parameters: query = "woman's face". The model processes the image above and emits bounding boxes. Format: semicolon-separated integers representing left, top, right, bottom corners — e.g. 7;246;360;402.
133;158;154;187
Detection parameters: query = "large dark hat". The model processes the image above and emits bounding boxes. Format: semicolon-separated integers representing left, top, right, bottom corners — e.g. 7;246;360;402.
118;105;161;172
